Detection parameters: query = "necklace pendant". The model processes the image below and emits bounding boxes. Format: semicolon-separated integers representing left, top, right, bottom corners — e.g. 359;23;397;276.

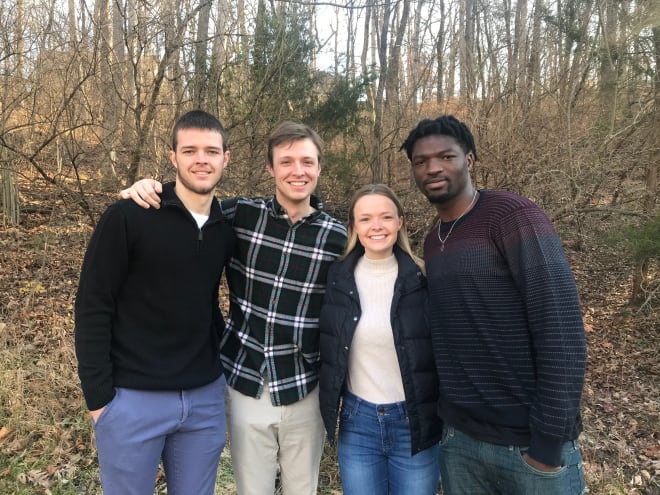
435;190;478;254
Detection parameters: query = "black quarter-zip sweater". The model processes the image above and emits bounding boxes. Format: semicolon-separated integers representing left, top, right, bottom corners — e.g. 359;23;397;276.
75;182;235;410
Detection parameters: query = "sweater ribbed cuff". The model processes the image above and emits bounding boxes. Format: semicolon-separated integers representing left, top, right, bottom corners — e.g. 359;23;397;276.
528;429;565;467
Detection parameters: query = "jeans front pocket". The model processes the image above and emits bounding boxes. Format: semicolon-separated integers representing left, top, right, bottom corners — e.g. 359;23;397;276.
439;425;455;447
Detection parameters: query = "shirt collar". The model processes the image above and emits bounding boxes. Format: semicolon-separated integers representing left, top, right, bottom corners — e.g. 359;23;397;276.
270;195;324;222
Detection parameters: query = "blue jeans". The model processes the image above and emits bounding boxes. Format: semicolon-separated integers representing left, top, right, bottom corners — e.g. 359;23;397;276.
93;375;226;495
439;426;587;495
337;391;441;495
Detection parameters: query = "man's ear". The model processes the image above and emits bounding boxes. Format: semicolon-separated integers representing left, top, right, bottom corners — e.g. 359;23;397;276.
169;149;177;168
466;151;475;171
266;162;274;178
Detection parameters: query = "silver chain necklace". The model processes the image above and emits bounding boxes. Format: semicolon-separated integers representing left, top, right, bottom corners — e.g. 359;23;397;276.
437;190;478;252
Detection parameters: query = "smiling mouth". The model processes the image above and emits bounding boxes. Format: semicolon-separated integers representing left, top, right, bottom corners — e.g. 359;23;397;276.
289;181;307;186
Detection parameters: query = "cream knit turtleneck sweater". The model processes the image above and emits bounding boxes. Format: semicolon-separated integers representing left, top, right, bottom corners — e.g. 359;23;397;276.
347;254;405;404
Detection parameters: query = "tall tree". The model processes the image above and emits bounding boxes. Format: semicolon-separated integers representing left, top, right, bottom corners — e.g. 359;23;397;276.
371;0;392;183
631;22;660;305
599;0;620;130
527;0;544;100
459;0;475;101
192;0;213;107
435;0;446;104
209;0;229;112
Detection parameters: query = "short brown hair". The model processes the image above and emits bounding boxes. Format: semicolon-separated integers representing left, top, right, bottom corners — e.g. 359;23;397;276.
267;121;323;165
172;110;228;152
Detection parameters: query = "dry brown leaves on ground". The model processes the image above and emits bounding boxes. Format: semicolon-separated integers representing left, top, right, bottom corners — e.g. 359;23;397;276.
0;187;658;494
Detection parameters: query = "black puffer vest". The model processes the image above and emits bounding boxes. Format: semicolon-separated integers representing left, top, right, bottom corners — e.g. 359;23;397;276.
318;245;442;454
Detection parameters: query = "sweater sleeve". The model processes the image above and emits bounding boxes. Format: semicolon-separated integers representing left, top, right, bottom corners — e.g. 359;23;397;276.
219;197;239;221
498;205;587;466
74;203;130;410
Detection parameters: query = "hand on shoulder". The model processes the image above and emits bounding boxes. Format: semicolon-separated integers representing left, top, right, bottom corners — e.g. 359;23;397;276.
120;179;163;209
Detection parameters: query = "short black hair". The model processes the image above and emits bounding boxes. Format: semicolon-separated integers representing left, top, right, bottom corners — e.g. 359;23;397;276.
400;115;477;161
172;110;228;151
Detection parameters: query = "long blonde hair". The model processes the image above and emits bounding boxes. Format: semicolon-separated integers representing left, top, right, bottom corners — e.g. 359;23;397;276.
340;184;425;274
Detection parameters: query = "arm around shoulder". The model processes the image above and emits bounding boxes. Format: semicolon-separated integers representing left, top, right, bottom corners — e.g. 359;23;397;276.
119;179;163;209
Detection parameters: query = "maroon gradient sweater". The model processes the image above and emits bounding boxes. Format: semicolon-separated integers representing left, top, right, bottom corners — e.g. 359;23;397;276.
425;190;586;467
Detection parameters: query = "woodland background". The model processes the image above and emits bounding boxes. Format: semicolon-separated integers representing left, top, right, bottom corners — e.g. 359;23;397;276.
0;0;658;493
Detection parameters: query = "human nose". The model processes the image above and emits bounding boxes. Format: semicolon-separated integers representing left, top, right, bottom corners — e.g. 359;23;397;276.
197;151;212;163
291;161;305;174
426;157;444;175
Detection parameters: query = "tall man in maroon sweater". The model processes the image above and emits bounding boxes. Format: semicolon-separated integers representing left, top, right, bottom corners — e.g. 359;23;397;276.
75;110;234;495
401;115;587;494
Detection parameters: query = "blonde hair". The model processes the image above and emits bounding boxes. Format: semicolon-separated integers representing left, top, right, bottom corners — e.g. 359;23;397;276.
340;184;425;274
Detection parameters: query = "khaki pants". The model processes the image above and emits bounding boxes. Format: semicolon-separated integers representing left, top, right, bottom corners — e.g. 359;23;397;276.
226;381;325;495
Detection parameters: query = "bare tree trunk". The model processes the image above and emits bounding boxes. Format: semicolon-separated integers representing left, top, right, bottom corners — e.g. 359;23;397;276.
68;0;78;47
361;2;374;156
16;0;24;77
528;0;543;99
598;0;618;131
385;0;410;183
482;3;501;100
371;0;392;183
347;5;356;78
446;30;457;102
459;0;475;101
630;25;660;305
386;0;410;105
435;0;446;104
209;0;229;112
1;147;20;226
107;0;126;175
192;0;212;108
5;0;24;224
514;0;529;102
92;0;116;179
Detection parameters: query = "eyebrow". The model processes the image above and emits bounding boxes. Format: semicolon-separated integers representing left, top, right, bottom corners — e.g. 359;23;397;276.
413;147;455;159
180;145;223;151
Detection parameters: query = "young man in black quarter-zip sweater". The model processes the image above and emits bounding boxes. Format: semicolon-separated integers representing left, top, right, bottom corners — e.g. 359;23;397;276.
74;110;235;495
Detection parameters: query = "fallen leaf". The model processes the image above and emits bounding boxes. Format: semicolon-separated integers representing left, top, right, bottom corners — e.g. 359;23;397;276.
0;426;11;442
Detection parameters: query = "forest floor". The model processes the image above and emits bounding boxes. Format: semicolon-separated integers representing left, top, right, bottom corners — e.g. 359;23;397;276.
0;182;658;494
